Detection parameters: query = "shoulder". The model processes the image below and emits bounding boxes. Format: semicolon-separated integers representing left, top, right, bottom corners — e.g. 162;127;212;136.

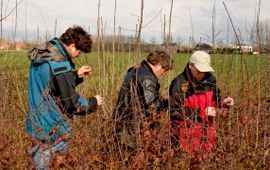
205;73;217;83
123;66;135;82
170;73;186;87
138;66;157;85
169;73;189;94
28;41;65;61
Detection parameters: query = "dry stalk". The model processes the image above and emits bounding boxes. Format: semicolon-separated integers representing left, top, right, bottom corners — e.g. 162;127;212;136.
212;0;216;50
189;8;195;49
255;0;261;151
163;14;166;47
36;26;39;44
0;0;23;22
111;0;117;108
135;0;144;64
0;0;3;47
168;0;173;47
54;18;57;37
24;0;28;39
12;0;18;50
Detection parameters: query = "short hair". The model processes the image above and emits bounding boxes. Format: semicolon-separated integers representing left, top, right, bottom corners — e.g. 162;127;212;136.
59;26;92;53
147;50;173;71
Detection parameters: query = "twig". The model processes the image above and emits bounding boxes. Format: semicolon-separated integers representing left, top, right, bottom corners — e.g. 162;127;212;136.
0;0;23;22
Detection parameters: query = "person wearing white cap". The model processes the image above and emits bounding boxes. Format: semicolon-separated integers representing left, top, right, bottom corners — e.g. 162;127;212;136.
169;50;234;160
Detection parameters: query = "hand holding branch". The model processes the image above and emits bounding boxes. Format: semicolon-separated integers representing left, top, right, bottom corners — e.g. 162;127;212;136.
205;107;217;117
222;97;234;107
95;95;104;106
78;66;92;78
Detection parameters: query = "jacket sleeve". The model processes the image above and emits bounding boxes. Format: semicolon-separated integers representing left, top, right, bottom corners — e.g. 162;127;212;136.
51;71;98;116
169;78;185;120
142;79;169;112
214;86;223;108
208;74;222;108
73;70;84;86
142;78;157;107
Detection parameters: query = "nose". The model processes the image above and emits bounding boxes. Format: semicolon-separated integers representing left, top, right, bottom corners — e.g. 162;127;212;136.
199;72;205;76
197;72;206;80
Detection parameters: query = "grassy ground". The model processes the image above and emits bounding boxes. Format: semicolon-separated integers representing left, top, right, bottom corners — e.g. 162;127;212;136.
0;50;270;169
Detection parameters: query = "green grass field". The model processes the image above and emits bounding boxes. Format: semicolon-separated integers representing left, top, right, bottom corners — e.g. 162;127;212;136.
0;50;270;169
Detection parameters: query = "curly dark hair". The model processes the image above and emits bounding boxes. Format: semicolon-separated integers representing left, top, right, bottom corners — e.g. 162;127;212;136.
147;50;174;71
59;26;92;53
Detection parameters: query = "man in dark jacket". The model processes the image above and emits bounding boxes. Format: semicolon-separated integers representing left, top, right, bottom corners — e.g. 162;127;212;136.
26;26;103;169
169;50;234;160
113;50;173;151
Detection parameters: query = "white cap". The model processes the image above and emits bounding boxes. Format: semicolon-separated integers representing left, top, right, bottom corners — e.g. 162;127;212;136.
189;51;214;72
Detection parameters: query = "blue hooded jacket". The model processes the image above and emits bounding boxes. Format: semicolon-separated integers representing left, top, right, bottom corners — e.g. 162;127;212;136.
26;38;96;142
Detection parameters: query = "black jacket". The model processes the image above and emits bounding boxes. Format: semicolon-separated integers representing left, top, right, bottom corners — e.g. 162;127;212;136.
113;60;164;124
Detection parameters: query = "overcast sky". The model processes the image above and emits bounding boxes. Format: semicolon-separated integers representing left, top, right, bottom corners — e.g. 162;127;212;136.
2;0;270;45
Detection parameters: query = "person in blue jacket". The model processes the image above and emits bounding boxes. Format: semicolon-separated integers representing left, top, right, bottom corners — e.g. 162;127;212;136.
26;25;103;169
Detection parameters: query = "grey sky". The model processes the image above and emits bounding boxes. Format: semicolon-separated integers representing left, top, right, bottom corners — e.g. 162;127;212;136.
2;0;270;45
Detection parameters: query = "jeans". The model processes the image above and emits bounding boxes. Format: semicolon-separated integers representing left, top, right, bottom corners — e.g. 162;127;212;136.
29;140;68;170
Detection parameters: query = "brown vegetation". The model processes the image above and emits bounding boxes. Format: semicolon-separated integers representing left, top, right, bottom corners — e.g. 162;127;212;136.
1;51;270;169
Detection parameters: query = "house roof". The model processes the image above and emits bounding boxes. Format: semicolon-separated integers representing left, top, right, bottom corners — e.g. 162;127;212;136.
194;43;212;49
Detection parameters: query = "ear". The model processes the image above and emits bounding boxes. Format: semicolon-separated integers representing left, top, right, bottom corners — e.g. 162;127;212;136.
66;43;76;53
156;63;162;69
154;64;162;71
188;63;192;69
69;43;76;48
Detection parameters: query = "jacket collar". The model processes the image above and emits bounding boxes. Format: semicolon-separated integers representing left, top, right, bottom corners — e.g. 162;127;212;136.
141;60;157;79
50;37;75;68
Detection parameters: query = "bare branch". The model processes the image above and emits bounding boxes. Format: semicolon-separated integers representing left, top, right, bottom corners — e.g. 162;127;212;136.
0;0;23;22
135;0;144;63
142;9;161;28
222;1;241;47
168;0;174;45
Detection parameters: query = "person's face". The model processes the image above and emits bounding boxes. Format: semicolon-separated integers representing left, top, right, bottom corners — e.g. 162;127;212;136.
154;64;167;78
67;44;82;59
189;63;207;81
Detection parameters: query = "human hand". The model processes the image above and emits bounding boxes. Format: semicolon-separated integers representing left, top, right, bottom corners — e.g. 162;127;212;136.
95;95;104;106
205;107;217;117
222;97;234;107
78;66;92;78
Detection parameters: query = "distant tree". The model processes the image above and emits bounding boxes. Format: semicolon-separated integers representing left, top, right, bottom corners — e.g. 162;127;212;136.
249;19;270;51
150;37;156;44
259;19;270;48
176;36;184;45
0;0;24;48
